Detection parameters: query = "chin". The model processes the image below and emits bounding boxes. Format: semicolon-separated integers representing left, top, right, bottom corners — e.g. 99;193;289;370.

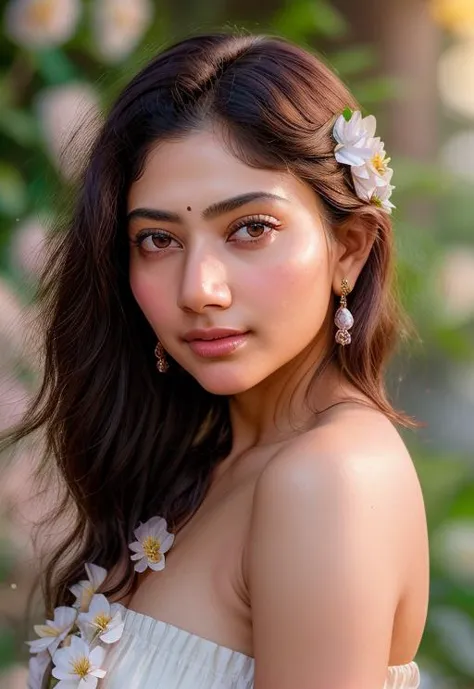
187;364;262;396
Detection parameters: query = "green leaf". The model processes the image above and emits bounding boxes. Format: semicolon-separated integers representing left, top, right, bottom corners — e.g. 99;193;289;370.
330;45;376;76
342;106;353;121
352;76;400;105
271;0;347;42
0;162;27;217
0;107;40;146
32;47;79;85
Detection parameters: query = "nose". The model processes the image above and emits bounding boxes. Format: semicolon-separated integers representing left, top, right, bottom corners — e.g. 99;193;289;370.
177;250;232;314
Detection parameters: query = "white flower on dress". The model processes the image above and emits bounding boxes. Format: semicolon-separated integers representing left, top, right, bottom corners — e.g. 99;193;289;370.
92;0;153;63
333;108;396;214
77;594;125;645
27;650;50;689
129;516;175;573
26;606;77;655
52;635;106;689
4;0;81;49
69;563;108;612
35;83;102;182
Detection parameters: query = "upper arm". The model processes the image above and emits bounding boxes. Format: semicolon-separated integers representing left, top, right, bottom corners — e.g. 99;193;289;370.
247;442;409;689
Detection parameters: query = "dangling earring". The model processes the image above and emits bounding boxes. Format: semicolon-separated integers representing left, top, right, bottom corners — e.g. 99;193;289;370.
334;278;354;346
154;339;169;373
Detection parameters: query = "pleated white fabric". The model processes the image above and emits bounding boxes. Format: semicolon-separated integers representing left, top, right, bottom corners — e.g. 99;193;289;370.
100;605;420;689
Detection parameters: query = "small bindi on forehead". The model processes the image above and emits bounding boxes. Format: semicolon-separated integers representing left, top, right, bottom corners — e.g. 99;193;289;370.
187;206;192;211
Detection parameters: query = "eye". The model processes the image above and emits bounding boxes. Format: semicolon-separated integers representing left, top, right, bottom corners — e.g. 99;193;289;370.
131;231;180;253
228;216;280;244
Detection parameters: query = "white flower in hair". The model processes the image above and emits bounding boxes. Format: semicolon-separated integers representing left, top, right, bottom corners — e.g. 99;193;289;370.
371;183;396;214
51;635;106;688
26;606;77;655
77;594;125;645
70;563;108;612
129;516;175;573
333;109;376;166
333;108;396;214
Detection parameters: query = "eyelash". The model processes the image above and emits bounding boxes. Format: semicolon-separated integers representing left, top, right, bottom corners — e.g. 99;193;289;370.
130;215;280;253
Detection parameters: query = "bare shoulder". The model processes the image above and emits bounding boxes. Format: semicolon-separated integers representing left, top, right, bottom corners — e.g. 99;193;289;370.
256;403;423;513
245;405;429;688
248;402;428;601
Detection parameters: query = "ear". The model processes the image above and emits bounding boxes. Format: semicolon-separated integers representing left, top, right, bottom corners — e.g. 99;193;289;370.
332;214;377;294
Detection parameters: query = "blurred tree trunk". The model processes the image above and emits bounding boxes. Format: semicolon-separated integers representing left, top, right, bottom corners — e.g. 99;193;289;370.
333;0;440;162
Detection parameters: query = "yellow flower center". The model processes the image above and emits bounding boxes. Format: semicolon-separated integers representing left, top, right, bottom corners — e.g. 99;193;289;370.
372;152;388;174
71;656;91;679
94;613;112;632
142;536;162;564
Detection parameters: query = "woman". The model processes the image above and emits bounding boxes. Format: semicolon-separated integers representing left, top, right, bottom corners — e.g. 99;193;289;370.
6;31;429;689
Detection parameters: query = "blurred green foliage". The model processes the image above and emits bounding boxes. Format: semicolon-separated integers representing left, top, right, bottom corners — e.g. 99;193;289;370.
1;0;473;685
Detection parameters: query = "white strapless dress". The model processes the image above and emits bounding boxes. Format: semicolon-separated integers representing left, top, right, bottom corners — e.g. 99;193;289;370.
100;605;421;689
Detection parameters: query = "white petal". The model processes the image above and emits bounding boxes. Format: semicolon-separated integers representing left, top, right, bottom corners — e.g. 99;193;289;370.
335;145;372;167
69;582;84;599
55;681;79;689
133;557;148;573
85;563;107;589
88;594;110;616
54;606;77;630
332;115;347;144
133;521;148;540
53;667;76;681
160;532;175;552
130;551;144;561
51;645;74;672
89;645;106;667
100;620;125;644
362;114;377;138
79;678;98;689
27;637;54;654
128;541;142;553
27;651;50;689
351;163;371;180
147;516;168;532
352;174;375;201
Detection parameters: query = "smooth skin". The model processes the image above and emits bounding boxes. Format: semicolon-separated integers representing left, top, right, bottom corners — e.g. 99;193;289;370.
127;125;429;689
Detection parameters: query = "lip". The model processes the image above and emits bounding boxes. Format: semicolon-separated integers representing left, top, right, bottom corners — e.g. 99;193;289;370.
183;329;250;359
182;327;247;342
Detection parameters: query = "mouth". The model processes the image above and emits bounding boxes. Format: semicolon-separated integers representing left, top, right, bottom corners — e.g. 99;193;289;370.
183;330;250;359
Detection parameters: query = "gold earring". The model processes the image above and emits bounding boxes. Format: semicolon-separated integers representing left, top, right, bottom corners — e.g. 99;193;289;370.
334;278;354;346
154;339;169;373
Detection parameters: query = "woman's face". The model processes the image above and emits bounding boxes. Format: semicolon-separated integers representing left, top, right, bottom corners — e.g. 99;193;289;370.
127;128;338;395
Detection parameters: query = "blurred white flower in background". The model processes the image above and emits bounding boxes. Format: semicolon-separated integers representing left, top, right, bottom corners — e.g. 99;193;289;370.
4;0;81;49
35;83;102;181
441;130;474;181
437;246;474;324
92;0;153;63
10;215;48;279
438;40;474;119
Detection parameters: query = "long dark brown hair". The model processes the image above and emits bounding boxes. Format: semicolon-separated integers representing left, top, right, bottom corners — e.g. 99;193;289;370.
2;31;416;616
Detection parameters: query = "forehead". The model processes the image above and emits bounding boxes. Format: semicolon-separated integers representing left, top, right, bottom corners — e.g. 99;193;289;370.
127;129;320;215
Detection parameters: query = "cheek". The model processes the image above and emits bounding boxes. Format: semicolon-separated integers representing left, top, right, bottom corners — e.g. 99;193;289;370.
244;232;331;317
129;263;174;328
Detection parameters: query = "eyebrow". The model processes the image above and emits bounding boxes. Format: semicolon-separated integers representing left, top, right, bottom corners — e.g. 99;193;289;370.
127;191;289;224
